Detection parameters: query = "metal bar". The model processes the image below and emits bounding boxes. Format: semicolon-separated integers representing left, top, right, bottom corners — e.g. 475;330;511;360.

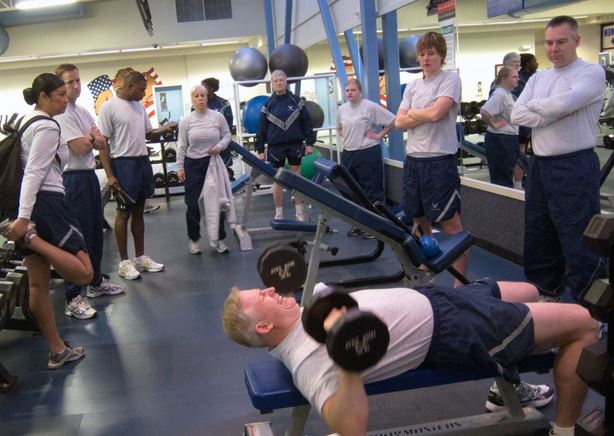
284;0;293;44
382;10;404;161
359;0;380;103
345;30;363;84
317;0;348;100
263;0;276;57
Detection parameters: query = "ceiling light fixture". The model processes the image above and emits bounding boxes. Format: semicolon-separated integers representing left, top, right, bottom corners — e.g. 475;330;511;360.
160;43;200;50
79;49;120;56
120;46;160;53
200;40;240;46
14;0;78;10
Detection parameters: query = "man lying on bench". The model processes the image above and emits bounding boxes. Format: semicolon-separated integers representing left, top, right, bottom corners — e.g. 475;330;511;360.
222;280;598;436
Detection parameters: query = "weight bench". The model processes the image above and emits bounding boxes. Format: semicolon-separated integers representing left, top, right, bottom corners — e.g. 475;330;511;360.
244;352;555;436
272;168;472;302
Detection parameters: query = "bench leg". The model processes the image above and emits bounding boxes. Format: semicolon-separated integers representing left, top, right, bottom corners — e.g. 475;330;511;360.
285;404;311;436
494;377;525;418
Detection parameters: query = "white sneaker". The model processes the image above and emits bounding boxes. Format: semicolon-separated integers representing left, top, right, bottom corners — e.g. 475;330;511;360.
214;240;230;254
295;213;304;222
133;255;164;272
64;295;97;320
189;240;201;255
86;278;125;298
274;213;283;220
118;259;141;280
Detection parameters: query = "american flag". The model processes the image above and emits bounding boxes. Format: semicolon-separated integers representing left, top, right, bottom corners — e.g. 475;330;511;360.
143;67;162;119
87;75;113;100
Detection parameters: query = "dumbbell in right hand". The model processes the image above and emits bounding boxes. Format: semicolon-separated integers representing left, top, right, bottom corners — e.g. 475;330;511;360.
302;289;390;372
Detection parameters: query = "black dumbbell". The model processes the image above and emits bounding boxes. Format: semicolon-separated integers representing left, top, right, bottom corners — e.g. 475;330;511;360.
257;244;307;296
166;171;180;186
302;289;390;372
154;173;166;188
163;147;177;162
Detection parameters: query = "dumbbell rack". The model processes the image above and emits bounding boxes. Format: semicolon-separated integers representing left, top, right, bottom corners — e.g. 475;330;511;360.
150;138;184;202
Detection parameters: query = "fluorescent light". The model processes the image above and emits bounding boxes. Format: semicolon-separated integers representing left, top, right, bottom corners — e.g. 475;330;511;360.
120;46;160;53
38;53;79;59
79;49;120;56
14;0;77;10
520;18;552;23
485;20;519;25
410;25;439;31
160;44;199;50
0;55;37;63
200;40;240;46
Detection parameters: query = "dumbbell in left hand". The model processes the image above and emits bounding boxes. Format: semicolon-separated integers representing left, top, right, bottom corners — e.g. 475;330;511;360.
302;289;390;372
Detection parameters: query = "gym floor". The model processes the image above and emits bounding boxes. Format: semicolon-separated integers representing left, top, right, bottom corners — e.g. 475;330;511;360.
0;188;603;435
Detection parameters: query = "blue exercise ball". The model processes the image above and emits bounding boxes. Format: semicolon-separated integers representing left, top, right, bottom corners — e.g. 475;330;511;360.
419;235;440;259
399;34;421;68
229;47;268;87
242;95;269;134
269;44;309;79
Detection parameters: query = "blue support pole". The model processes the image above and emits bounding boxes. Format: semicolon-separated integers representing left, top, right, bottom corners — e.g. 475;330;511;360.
263;0;276;58
317;0;348;101
284;0;292;44
359;0;379;104
344;30;363;84
382;10;404;161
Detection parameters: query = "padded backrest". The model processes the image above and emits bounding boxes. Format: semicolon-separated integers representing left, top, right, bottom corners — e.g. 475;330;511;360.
228;142;277;178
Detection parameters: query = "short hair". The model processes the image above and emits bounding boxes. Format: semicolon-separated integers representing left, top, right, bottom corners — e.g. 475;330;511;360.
502;52;520;67
201;77;219;92
271;69;287;81
346;78;362;92
547;15;578;33
191;84;207;96
124;71;146;88
222;288;266;347
416;32;447;65
495;66;515;85
23;73;65;106
55;63;78;78
520;53;537;70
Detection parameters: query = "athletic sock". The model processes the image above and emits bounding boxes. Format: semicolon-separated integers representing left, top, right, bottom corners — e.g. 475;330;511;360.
513;181;523;189
550;424;574;436
275;207;283;217
295;204;303;215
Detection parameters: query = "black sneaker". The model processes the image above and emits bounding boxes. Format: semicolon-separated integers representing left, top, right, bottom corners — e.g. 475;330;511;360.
347;226;363;237
485;381;553;412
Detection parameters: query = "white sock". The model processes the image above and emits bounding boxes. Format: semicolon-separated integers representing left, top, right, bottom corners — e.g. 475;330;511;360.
275;207;283;216
513;181;523;189
295;204;303;215
551;424;574;436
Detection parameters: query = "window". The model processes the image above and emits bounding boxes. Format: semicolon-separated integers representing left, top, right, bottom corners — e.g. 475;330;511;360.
204;0;232;20
176;0;204;22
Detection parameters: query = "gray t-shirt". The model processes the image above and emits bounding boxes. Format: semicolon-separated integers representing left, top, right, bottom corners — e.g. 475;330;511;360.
336;98;395;151
19;110;69;220
269;288;434;414
511;58;605;156
399;70;461;156
55;101;97;171
176;109;231;170
481;87;518;135
98;96;152;158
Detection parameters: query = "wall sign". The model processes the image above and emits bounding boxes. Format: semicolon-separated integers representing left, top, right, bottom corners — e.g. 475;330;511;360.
602;22;614;51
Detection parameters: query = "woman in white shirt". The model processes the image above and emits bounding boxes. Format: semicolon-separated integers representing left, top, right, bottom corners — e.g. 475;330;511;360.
2;73;93;369
337;78;395;238
177;85;231;255
480;66;520;188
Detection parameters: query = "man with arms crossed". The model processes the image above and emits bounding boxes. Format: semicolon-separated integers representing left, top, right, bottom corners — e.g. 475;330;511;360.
55;63;124;319
98;71;176;280
511;16;606;304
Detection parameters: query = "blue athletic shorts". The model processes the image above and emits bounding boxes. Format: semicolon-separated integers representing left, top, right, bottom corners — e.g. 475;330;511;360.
30;191;88;255
267;143;303;168
418;278;534;384
110;156;154;212
402;154;460;223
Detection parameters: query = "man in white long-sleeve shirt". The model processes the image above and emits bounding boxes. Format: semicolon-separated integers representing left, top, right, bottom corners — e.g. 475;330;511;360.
511;16;606;304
